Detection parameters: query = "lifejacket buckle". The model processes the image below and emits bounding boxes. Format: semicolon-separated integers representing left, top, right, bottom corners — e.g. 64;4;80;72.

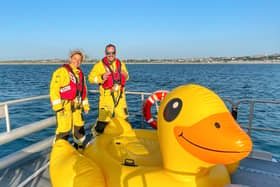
76;96;82;104
113;84;119;92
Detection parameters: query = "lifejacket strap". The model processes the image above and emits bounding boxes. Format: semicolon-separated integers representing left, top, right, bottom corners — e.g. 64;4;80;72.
55;108;64;113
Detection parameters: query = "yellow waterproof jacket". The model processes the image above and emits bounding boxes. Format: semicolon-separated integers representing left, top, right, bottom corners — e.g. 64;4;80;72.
50;64;90;112
88;59;129;94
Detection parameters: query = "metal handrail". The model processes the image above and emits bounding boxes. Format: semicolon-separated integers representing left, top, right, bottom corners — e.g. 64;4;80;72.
18;161;50;187
0;95;50;106
223;98;280;135
0;117;56;145
0;95;50;133
0;136;53;170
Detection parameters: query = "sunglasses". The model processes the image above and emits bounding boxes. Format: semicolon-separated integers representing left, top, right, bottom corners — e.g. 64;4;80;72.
106;51;116;55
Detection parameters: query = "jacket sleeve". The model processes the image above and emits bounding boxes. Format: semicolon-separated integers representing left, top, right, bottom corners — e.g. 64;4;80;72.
49;68;66;112
121;62;129;81
88;61;104;85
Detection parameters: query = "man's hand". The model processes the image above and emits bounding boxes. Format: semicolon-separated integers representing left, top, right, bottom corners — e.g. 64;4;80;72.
121;72;128;79
102;72;110;81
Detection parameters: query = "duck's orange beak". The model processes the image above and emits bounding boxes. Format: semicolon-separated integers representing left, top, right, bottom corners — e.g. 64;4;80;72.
174;112;252;164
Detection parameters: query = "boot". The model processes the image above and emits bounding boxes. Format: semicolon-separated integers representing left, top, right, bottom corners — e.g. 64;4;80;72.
73;142;84;153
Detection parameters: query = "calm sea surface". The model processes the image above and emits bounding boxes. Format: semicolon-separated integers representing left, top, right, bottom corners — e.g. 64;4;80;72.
0;63;280;159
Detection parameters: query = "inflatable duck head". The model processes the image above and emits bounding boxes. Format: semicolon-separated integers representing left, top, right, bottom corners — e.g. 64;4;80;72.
158;84;252;173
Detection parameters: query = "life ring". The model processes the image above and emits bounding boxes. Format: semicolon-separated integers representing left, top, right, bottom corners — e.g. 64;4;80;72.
143;90;168;129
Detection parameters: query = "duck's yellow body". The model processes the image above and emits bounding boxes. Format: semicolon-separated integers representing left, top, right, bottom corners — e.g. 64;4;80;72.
50;84;252;187
49;139;105;187
83;117;232;187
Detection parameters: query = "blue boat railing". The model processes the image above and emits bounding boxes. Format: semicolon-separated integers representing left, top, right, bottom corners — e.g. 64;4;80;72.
0;91;280;185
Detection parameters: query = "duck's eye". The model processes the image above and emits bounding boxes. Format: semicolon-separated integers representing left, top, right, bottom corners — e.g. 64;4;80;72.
214;122;221;128
163;98;182;122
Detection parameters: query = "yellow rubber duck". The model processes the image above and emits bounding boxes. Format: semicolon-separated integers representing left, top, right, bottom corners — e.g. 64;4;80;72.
50;84;252;187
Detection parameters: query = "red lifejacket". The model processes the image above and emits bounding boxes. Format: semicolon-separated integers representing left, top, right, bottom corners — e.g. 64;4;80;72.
59;64;87;100
102;57;126;90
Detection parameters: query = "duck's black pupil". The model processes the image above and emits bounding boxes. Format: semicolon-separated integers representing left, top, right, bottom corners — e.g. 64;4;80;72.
163;98;182;122
215;122;220;128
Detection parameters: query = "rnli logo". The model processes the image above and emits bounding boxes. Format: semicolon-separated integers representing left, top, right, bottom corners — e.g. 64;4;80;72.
60;85;71;93
69;73;76;83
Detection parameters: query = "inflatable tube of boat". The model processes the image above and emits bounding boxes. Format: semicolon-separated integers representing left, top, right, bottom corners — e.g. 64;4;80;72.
49;139;105;187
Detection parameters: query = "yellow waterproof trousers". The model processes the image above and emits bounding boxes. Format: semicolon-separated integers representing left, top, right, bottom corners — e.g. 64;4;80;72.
55;100;85;144
98;90;128;122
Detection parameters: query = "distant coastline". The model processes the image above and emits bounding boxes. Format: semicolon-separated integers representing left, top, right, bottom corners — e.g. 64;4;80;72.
0;61;280;65
1;54;280;64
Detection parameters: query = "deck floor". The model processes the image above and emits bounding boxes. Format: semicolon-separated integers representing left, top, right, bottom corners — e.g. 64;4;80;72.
0;151;51;187
231;157;280;187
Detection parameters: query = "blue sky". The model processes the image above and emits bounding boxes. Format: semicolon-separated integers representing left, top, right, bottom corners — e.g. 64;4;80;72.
1;0;279;60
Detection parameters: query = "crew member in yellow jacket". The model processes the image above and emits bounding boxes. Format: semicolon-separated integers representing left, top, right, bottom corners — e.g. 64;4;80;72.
50;50;90;150
88;44;129;133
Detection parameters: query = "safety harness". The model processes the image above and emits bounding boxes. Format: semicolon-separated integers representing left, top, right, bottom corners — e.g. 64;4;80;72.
102;57;125;107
